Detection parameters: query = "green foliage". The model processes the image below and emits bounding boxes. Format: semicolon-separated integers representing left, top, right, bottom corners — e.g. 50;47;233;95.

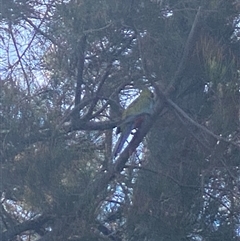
1;0;240;240
0;0;34;23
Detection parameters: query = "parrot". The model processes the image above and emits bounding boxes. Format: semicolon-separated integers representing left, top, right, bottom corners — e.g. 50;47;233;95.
113;88;154;158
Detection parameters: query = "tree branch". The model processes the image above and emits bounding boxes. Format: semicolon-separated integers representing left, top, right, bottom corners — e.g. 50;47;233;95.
166;6;203;94
1;215;52;241
167;98;240;149
74;35;87;112
81;34;137;122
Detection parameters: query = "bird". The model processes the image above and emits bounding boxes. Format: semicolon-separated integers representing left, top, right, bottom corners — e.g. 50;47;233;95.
113;87;154;158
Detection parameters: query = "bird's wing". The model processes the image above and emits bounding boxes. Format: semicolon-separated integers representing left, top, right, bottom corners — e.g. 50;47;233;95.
113;114;149;157
112;121;134;158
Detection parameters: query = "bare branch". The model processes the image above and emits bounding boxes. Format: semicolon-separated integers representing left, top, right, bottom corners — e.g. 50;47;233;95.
168;98;240;149
1;215;52;241
166;7;203;93
22;16;59;46
9;23;29;92
81;34;137;121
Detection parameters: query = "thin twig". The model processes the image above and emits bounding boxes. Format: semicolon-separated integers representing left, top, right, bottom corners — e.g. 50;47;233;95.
167;98;240;149
167;6;203;93
9;23;29;92
174;110;211;151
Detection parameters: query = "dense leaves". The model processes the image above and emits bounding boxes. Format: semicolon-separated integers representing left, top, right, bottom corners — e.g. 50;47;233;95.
0;0;240;240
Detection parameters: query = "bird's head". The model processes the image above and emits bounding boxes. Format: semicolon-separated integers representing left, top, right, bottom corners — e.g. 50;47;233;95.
139;87;154;99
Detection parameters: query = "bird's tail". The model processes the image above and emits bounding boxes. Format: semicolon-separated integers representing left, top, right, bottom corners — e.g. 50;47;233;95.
113;122;134;158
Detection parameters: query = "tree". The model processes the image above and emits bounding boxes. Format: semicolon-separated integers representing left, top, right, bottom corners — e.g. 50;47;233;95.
0;0;240;240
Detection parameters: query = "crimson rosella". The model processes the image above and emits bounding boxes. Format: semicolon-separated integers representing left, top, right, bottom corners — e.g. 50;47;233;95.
113;88;154;157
